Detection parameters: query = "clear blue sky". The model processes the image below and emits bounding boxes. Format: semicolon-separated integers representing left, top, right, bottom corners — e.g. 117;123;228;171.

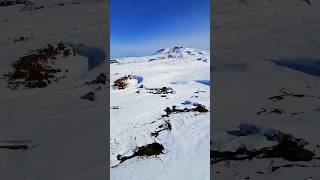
111;0;210;57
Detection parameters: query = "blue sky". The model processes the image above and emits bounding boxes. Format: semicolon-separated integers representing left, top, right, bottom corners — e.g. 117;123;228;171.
111;0;210;57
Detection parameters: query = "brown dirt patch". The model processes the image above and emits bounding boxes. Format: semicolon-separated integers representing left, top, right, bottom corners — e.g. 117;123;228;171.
112;75;132;89
116;142;164;164
4;42;73;89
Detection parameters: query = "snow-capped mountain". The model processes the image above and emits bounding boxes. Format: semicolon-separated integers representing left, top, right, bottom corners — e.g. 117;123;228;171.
153;46;209;58
110;48;210;180
113;47;209;63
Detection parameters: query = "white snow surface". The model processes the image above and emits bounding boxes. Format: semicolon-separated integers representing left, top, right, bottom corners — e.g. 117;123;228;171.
110;47;210;180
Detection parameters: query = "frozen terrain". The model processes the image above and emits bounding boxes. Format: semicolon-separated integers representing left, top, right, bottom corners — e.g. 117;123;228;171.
212;0;320;179
110;47;210;180
0;1;108;179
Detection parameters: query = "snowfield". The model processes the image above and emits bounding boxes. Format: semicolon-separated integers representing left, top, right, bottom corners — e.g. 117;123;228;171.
110;47;210;180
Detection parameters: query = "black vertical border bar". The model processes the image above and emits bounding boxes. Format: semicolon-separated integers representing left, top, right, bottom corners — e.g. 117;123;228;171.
106;0;111;179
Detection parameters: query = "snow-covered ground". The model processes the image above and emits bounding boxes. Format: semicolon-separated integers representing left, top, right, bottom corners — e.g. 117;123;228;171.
0;1;108;179
212;0;320;179
110;47;210;180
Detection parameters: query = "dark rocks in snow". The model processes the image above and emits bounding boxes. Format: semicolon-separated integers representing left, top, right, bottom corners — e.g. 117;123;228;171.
84;73;108;86
194;90;206;94
112;75;132;89
0;140;34;150
0;0;33;7
116;142;164;164
268;89;320;102
95;73;107;84
111;106;120;109
4;43;72;89
62;49;71;57
193;104;209;112
146;87;175;94
13;36;33;43
148;58;156;62
81;92;96;101
291;112;305;116
212;142;314;164
271;164;309;172
256;108;285;115
268;108;285;114
164;107;172;115
268;95;284;101
163;103;209;117
212;127;315;163
110;59;119;64
151;120;172;137
0;144;29;150
256;108;267;115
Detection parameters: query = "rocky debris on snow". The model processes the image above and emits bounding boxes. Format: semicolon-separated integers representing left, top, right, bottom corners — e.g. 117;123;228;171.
148;58;156;62
146;87;175;94
268;95;285;101
147;57;165;62
211;142;314;164
112;75;132;89
0;0;33;7
271;164;309;172
151;120;172;137
111;106;120;109
256;108;286;115
152;102;207;138
85;73;108;86
212;123;315;164
194;90;206;94
163;103;209;117
0;140;35;150
95;73;107;84
4;43;73;89
110;59;119;64
256;87;320;116
81;92;96;101
20;4;43;10
115;142;164;165
268;88;320;102
0;144;29;150
13;36;33;43
256;108;267;115
291;112;305;116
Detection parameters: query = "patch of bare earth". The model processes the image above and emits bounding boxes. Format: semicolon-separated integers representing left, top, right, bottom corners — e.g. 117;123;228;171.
113;142;164;167
112;75;132;89
4;42;73;89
